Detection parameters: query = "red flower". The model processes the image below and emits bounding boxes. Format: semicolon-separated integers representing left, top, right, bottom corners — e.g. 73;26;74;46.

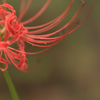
0;0;93;71
0;3;29;71
2;0;93;54
0;32;28;71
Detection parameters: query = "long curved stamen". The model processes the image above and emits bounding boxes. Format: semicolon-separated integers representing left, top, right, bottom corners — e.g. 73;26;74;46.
26;0;73;34
18;0;26;18
25;0;73;30
18;0;32;22
21;4;93;48
22;0;52;25
26;3;83;36
8;46;50;55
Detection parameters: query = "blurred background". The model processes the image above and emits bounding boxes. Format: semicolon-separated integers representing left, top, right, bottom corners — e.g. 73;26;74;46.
0;0;100;100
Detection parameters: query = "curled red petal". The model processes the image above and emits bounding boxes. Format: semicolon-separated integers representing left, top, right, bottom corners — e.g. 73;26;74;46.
0;58;8;71
2;4;16;14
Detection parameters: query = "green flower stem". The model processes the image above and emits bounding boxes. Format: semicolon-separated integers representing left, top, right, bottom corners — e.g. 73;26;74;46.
3;70;19;100
0;28;19;100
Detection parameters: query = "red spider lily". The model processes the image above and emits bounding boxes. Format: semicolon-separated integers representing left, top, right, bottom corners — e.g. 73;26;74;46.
0;0;93;71
0;35;28;71
0;4;40;72
1;0;93;54
0;3;29;72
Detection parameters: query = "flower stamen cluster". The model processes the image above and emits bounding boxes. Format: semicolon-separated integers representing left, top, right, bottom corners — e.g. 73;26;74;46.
0;0;93;72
